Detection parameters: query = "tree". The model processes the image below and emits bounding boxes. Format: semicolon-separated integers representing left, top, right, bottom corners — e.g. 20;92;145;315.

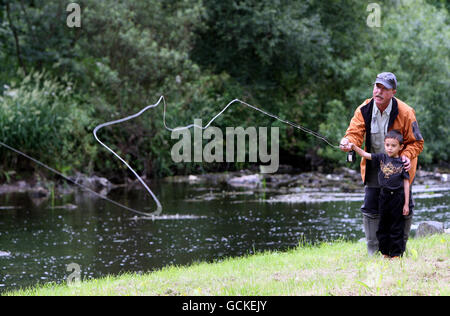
192;0;330;96
341;0;450;164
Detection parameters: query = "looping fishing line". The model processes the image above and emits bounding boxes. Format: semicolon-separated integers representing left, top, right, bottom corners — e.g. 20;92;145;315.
0;96;338;218
94;96;339;217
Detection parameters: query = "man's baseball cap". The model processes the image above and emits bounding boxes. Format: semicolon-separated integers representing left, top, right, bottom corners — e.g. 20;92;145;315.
375;72;397;90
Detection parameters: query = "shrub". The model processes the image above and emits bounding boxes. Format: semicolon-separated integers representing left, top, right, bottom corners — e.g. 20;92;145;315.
0;71;95;175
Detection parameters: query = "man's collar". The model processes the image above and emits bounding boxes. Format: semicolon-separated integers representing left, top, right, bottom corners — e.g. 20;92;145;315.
373;98;393;116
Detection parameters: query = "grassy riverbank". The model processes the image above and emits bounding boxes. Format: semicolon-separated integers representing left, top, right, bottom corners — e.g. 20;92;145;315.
5;234;449;296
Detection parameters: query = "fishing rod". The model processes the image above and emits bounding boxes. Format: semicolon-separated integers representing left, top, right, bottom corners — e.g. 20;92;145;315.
1;95;340;217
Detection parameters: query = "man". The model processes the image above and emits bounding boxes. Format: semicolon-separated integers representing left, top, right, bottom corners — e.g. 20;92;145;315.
340;72;424;255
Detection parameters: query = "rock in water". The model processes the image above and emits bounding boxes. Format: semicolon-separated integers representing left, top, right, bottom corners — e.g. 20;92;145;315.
416;221;444;238
227;174;261;188
0;251;11;257
72;172;113;194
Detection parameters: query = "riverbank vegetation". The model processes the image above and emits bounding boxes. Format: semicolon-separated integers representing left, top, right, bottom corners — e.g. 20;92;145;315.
5;234;449;296
1;0;449;183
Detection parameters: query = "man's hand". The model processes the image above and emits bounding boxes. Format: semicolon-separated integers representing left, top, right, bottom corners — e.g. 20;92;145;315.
339;137;353;152
401;155;411;171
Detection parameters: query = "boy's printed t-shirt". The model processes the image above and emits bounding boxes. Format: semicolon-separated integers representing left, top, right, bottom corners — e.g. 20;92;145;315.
371;153;410;190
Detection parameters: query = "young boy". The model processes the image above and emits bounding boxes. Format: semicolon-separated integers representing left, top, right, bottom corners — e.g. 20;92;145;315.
349;130;410;258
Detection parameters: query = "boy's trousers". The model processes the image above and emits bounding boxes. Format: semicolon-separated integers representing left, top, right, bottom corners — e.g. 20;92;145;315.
377;187;406;257
361;187;413;256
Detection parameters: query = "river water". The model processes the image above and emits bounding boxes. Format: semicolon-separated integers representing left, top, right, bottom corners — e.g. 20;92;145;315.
0;179;448;293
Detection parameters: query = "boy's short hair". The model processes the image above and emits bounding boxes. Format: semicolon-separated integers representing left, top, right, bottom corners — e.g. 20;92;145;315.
385;130;403;144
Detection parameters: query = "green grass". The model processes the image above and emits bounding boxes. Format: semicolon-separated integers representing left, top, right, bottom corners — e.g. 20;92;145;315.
4;234;449;296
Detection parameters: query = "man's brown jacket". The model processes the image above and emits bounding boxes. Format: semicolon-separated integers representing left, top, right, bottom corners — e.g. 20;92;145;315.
344;97;424;184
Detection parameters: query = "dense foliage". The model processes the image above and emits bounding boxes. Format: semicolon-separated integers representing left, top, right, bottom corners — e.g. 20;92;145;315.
0;0;448;181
